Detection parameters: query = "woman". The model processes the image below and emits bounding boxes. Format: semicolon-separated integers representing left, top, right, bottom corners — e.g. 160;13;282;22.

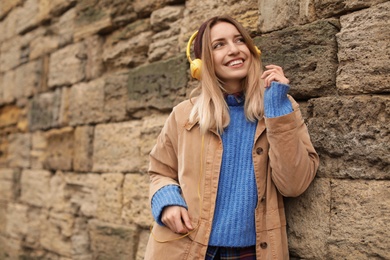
144;15;319;260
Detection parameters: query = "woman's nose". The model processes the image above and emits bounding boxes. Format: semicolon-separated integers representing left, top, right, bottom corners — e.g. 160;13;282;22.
227;43;239;55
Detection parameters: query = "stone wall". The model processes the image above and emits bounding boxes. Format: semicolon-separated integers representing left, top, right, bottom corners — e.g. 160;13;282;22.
0;0;389;259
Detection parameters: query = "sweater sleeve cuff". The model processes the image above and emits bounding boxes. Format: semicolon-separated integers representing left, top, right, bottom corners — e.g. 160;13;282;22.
264;81;293;118
151;185;188;226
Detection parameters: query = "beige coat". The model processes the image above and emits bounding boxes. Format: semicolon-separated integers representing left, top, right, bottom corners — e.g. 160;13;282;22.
144;97;319;260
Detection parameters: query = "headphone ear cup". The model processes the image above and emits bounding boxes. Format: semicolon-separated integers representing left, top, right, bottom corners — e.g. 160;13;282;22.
255;46;261;56
190;58;202;80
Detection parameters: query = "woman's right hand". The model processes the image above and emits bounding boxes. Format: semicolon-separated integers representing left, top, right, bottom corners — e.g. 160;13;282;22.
161;206;194;234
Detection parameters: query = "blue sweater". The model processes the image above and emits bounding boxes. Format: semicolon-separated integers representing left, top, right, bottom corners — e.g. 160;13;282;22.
151;82;293;246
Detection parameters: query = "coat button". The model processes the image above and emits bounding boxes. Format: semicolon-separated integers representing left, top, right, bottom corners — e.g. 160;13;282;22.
256;147;263;155
260;242;267;249
261;196;266;202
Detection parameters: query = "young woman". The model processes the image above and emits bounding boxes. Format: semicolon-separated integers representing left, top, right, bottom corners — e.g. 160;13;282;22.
144;15;319;260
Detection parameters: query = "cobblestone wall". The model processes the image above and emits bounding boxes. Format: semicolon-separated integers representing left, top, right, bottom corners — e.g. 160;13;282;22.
0;0;389;259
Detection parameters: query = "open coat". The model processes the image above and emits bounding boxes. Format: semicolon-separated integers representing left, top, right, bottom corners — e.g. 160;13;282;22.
144;96;319;260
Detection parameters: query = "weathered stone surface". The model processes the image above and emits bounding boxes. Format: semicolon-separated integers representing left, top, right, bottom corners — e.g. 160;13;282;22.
73;126;94;172
259;0;316;32
0;201;7;234
136;229;150;260
96;173;124;223
148;24;181;62
314;0;389;18
0;136;8;168
5;203;28;239
103;29;152;69
69;78;105;126
59;86;71;127
0;106;21;129
8;133;30;168
29;88;62;131
43;127;74;171
254;19;339;99
93;121;141;173
151;5;184;32
0;37;22;73
103;72;128;122
48;0;77;17
308;95;390;179
127;54;188;112
48;42;86;88
40;210;74;257
0;168;20;202
15;0;51;34
122;174;152;227
85;35;103;80
1;70;16;104
51;7;76;47
89;219;138;260
0;0;23;20
285;178;331;259
71;217;91;257
29;31;60;60
133;0;183;17
30;131;47;169
20;169;51;207
336;2;390;94
74;9;113;41
328;180;390;259
65;173;100;217
14;59;43;99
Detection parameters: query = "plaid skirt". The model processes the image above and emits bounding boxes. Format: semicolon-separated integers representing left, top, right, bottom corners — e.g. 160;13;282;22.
205;245;256;260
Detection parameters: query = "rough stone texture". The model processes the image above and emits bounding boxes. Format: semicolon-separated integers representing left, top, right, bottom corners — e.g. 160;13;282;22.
336;1;390;94
20;169;51;207
48;42;86;88
328;180;390;259
89;219;138;260
308;95;389;179
259;0;316;32
127;55;188;112
254;19;339;99
0;1;389;259
285;178;331;259
69;78;105;126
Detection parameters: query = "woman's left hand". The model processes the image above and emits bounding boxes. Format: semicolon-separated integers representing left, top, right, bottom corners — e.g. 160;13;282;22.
261;65;290;87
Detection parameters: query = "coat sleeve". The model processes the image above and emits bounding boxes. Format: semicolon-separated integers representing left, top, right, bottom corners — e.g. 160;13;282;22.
148;108;182;203
265;97;319;197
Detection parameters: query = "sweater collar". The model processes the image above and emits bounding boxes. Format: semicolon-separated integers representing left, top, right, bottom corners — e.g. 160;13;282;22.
224;91;245;106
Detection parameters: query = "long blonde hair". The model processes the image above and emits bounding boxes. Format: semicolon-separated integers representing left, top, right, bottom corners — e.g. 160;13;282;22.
189;15;264;134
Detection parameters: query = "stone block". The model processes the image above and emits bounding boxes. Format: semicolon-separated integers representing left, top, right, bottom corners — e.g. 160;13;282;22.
314;0;389;18
308;95;389;179
20;169;51;207
0;105;21;129
29;88;61;131
148;27;180;62
43;127;74;171
136;229;150;260
48;171;73;214
328;179;390;259
93;121;142;173
336;2;390;94
0;236;22;260
103;30;152;69
29;32;60;60
14;59;43;99
133;0;181;17
96;173;124;223
0;38;21;73
1;70;16;104
51;7;76;47
85;35;104;80
30;131;47;169
5;203;28;239
73;126;94;172
69;78;105;126
88;219;138;260
65;173;100;218
150;5;184;32
8;133;31;168
58;86;71;127
285;178;331;259
0;136;8;168
48;0;77;16
48;42;86;88
102;72;128;122
122;174;152;227
40;210;74;257
254;19;339;99
127;54;188;112
74;7;113;41
71;217;91;257
0;201;7;234
258;0;316;32
0;168;20;202
0;0;23;19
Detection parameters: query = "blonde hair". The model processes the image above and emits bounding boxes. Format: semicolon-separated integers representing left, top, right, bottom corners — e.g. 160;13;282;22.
189;15;264;134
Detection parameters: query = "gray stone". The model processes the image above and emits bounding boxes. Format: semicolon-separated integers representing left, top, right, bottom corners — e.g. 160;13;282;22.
254;19;339;99
127;54;188;112
29;88;62;130
308;95;390;179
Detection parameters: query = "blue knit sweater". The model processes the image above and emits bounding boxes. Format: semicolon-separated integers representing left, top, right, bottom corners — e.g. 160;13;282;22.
151;81;293;246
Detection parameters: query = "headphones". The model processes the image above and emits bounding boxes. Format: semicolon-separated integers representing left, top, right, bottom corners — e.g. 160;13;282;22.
186;31;262;80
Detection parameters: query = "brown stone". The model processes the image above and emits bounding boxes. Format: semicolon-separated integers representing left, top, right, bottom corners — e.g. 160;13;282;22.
0;0;23;19
336;2;390;94
20;169;51;207
96;173;124;223
0;106;21;129
73;126;94;172
0;168;20;202
102;72;128;122
8;133;31;168
43;127;74;171
30;131;47;169
314;0;389;18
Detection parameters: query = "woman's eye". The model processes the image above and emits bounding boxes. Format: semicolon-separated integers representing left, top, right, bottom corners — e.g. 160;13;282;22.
213;42;223;49
236;37;245;43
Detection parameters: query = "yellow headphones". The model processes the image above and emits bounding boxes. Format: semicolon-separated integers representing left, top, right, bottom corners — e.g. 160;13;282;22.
186;30;262;80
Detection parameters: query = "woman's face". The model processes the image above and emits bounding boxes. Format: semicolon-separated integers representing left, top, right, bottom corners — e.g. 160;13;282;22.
210;21;252;92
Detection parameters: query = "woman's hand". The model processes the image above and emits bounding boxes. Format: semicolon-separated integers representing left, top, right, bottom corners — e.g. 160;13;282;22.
261;65;290;87
161;206;194;234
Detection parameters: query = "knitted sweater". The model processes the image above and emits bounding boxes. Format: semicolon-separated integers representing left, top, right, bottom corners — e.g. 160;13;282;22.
151;81;293;246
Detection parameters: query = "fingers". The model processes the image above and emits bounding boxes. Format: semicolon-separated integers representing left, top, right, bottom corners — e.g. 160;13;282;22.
161;206;193;234
261;65;290;87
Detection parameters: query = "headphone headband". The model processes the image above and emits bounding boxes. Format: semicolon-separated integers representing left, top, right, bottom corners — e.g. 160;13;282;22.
186;31;198;63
